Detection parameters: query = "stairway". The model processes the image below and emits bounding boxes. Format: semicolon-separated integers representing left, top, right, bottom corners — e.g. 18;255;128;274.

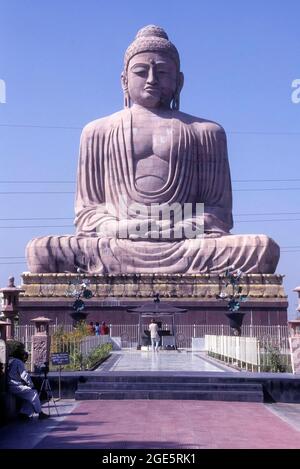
75;375;264;402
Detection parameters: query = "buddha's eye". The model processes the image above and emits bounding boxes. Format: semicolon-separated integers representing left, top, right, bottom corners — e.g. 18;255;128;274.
132;67;148;76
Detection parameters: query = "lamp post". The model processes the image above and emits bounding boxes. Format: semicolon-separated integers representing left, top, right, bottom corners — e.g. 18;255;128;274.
66;269;93;326
217;268;248;336
0;276;24;339
288;285;300;374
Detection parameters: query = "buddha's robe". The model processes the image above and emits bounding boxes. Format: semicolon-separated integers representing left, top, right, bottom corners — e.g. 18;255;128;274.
26;109;279;274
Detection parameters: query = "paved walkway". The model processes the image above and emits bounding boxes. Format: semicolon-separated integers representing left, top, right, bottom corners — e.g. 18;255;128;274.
1;352;300;449
2;400;300;449
97;350;227;372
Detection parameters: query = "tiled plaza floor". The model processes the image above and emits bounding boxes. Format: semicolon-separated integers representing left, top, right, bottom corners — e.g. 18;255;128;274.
1;400;300;449
1;352;300;450
97;350;226;372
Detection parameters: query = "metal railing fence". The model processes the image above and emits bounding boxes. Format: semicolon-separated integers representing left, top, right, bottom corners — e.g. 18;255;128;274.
14;323;289;351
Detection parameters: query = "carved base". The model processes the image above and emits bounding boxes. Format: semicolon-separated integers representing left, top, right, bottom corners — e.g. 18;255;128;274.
19;273;288;326
31;335;50;372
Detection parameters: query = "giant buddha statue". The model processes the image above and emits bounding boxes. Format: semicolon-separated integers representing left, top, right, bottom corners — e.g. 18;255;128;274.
26;25;279;275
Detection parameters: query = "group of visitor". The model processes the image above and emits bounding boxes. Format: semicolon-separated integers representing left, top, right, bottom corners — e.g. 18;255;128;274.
87;321;110;336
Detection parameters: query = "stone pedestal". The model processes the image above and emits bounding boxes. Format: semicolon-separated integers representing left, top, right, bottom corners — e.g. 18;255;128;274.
0;338;7;425
0;321;9;342
288;319;300;374
30;316;51;372
0;339;6;370
18;272;288;326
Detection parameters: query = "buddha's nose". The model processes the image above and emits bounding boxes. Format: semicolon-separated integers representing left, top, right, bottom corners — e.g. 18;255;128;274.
146;67;158;85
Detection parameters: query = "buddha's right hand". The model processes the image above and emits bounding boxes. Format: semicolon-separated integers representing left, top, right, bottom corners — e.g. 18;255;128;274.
97;219;158;240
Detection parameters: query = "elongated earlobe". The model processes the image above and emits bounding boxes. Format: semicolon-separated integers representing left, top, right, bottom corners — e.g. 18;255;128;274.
171;72;184;110
124;90;131;109
171;93;180;111
121;71;131;109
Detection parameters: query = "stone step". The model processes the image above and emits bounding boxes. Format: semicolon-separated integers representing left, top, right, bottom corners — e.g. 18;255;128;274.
75;389;263;402
77;382;262;392
77;375;257;384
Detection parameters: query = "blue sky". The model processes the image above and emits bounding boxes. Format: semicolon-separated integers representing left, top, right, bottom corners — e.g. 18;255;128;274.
0;0;300;316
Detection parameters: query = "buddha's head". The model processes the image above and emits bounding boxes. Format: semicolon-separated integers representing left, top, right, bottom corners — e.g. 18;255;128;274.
122;25;184;110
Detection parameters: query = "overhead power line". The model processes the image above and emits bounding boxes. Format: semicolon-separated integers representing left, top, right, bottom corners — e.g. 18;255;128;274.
0;219;300;229
1;178;300;184
0;217;73;221
0;181;75;184
0;256;26;259
235;188;300;192
1;244;300;263
235;218;300;223
1;250;300;265
234;212;300;216
233;179;300;183
0;192;74;194
1;218;300;228
1;212;300;222
0;123;81;130
2;188;300;194
0;225;74;229
0;262;28;265
1;122;300;135
1;245;300;257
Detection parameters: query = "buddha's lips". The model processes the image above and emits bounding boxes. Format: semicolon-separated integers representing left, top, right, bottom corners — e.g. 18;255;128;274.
144;87;159;92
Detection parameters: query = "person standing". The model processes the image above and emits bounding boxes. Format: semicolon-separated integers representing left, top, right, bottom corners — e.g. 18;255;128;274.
149;319;160;352
87;321;95;335
95;322;100;336
100;321;110;335
7;350;49;420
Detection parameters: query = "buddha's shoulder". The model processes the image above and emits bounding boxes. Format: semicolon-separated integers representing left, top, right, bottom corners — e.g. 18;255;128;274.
175;111;226;136
81;110;126;137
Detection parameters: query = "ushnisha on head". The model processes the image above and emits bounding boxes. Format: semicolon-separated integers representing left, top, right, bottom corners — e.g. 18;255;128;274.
122;25;184;110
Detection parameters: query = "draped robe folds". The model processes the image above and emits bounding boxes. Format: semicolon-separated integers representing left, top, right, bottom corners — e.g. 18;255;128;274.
26;109;280;274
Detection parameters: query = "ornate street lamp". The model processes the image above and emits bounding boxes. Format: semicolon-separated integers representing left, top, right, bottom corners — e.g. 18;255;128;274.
66;269;93;326
0;276;24;339
217;268;248;336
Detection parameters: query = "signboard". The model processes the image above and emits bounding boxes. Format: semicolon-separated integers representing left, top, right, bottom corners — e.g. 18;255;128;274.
51;352;70;366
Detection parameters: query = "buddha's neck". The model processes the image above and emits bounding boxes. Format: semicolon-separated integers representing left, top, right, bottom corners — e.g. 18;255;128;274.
131;104;172;116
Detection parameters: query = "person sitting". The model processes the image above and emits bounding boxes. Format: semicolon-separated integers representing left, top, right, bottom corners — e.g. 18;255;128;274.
7;350;49;421
100;321;110;335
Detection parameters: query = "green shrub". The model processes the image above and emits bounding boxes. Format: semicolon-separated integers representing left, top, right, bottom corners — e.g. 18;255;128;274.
51;327;112;371
51;322;90;369
261;344;286;372
84;343;113;370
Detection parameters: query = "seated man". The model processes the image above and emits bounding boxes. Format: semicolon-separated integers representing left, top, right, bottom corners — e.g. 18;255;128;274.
7;350;49;420
26;25;279;275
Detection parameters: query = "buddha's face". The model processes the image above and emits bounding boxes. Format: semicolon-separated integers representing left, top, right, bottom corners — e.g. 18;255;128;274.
125;52;179;109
